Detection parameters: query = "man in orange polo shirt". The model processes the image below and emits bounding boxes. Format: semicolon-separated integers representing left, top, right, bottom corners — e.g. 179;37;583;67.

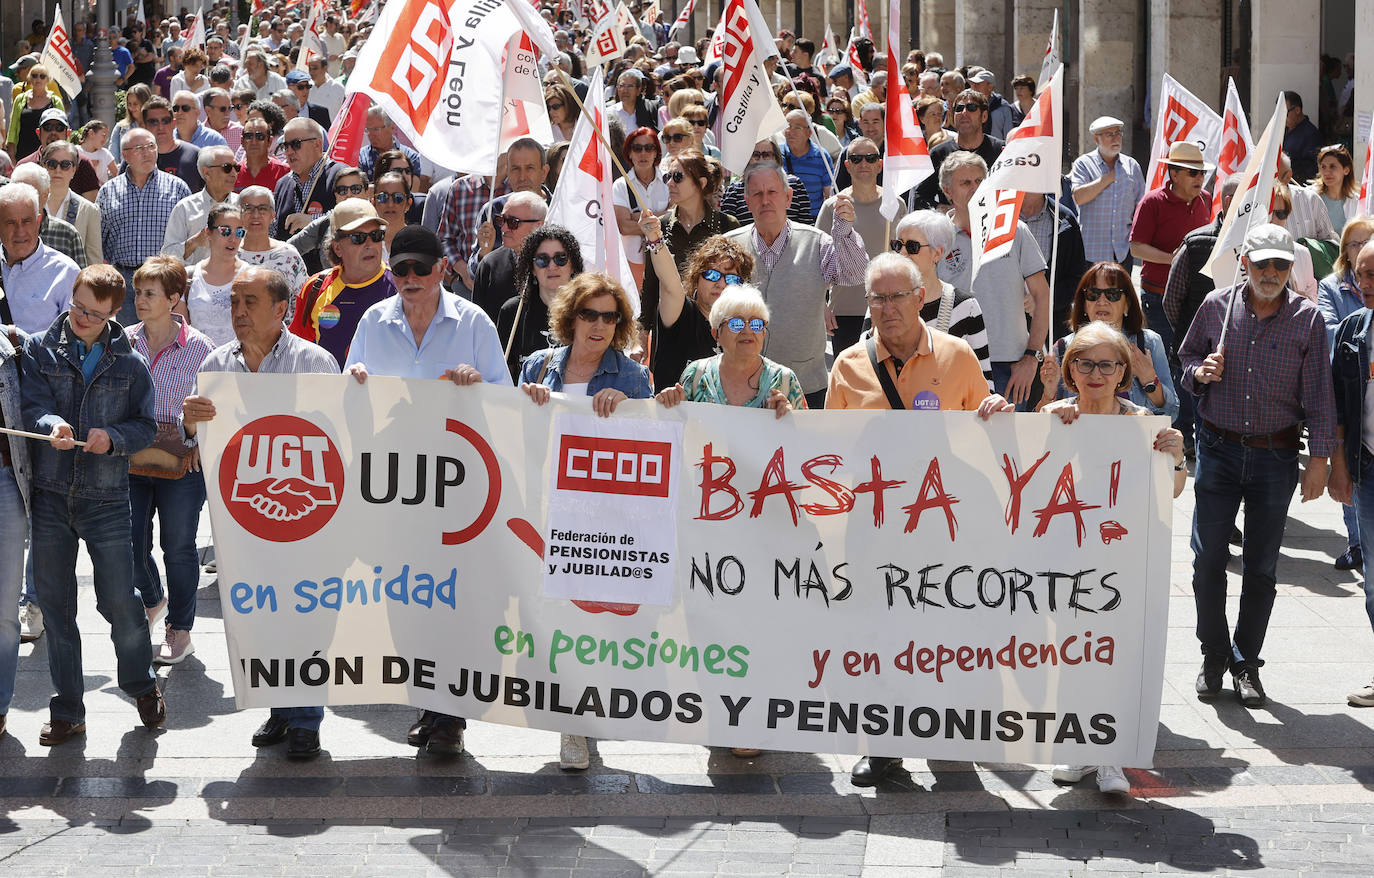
828;251;992;413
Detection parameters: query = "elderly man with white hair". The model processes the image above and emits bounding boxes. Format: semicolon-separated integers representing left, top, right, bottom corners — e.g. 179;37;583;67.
471;190;547;320
162;145;242;263
1071;116;1145;267
271;117;346;240
234;49;286;100
0;182;79;334
171;90;228;149
10;164;86;268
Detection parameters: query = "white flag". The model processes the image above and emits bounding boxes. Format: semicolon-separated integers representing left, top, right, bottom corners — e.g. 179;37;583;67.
704;0;778;65
667;0;697;39
1360;111;1374;217
545;66;640;314
714;0;787;174
879;0;931;220
817;22;840;72
640;0;661;26
39;4;83;98
1144;74;1223;192
841;29;868;90
1212;77;1254;220
853;0;872;40
1037;8;1059;94
344;0;556;175
585;0;629;67
499;31;554;151
1203;94;1286;280
183;6;206;49
295;0;328;71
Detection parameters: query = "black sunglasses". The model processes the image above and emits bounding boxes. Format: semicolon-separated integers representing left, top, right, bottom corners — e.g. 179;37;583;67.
211;162;240;174
502;215;538;230
950;102;980;114
576;307;623;325
848;152;881;164
283;137;319;151
1083;287;1128;303
334;183;366;196
889;239;927;255
662;170;686;183
40;122;68;132
664;133;691;143
172;103;196;113
629;142;657;153
241;131;271;141
43;159;75;170
343;228;386;244
391;260;435;277
1250;257;1292;271
533;252;570;268
372;191;409;204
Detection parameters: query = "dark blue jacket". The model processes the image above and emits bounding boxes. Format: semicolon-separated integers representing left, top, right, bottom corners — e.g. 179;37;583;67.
1332;307;1372;481
20;314;156;500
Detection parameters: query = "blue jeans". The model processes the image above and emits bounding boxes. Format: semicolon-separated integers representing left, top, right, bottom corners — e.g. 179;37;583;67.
990;361;1037;412
1343;498;1361;550
1352;452;1374;630
130;470;206;631
1141;289;1190;433
1190;422;1300;667
31;488;156;723
0;466;26;713
270;705;324;732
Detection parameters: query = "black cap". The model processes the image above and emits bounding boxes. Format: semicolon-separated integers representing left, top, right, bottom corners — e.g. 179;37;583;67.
390;225;443;266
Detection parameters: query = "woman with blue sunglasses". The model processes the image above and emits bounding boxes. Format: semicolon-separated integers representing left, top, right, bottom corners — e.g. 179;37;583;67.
655;284;808;424
185;203;249;348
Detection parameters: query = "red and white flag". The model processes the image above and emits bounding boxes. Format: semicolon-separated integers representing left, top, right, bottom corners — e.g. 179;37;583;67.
640;0;661;26
1144;73;1223;192
327;91;370;166
1211;77;1254;220
295;0;328;71
667;0;696;39
1359;111;1374;216
499;31;555;150
817;21;839;73
344;0;556;174
969;64;1064;270
853;0;872;40
40;4;83;97
183;6;206;49
704;0;778;65
879;0;931;220
841;28;868;90
714;0;786;174
1203;93;1286;279
585;0;629;66
546;66;640;312
1037;8;1059;93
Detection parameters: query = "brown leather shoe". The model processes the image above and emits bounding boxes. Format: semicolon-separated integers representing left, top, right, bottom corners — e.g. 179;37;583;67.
425;720;464;757
39;719;86;746
136;688;166;729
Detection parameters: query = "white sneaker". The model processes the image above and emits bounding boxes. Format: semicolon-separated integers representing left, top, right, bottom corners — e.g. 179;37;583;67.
1095;765;1131;795
203;560;216;574
145;596;168;629
154;626;195;665
1349;680;1374;706
18;603;43;642
559;733;590;770
1051;764;1095;783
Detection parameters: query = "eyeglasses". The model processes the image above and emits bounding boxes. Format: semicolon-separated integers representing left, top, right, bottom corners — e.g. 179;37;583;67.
724;316;766;333
231;102;245;111
372;191;409;204
629;142;657;153
207;103;230;112
211;225;246;238
144;116;174;127
342;228;387;244
29;73;47;81
750;149;775;161
889;239;927;255
241;131;270;141
662;170;686;183
283;137;319;151
576;307;623;325
533;251;570;268
43;159;76;170
950;102;980;114
172;103;196;113
664;133;691;143
1250;257;1293;271
546;101;564;111
699;268;743;285
391;165;414;175
1083;287;1128;303
334;183;367;196
1070;358;1124;376
502;215;538;231
124;142;157;153
211;162;240;174
1272;208;1291;220
291;82;311;90
241;203;273;214
848;153;881;164
866;289;917;307
391;260;435;277
69;300;114;323
688;119;708;128
40;122;68;133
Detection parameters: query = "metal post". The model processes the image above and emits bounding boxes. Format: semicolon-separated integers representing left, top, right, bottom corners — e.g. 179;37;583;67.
91;0;118;128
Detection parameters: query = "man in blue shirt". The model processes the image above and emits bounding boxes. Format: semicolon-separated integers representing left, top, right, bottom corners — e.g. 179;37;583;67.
1283;91;1322;182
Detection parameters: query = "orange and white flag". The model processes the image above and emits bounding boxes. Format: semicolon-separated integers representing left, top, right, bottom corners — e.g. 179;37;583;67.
878;0;930;220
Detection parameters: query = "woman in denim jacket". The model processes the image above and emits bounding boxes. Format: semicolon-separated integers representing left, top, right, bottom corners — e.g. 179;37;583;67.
0;325;32;737
517;272;652;772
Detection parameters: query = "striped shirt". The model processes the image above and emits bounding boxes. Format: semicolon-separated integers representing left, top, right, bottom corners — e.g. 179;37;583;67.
919;281;993;389
98;169;192;268
720;175;814;226
1178;283;1335;456
127;317;217;422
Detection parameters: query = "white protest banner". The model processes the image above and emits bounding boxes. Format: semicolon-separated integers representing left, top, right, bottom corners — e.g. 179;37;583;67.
1037;7;1058;93
1144;74;1222;192
1203;93;1285;280
344;0;557;175
842;29;868;90
199;375;1172;767
641;0;661;25
704;0;778;65
1212;77;1254;221
879;0;931;221
714;0;787;174
499;32;555;150
39;4;83;98
545;67;639;308
1359;110;1374;217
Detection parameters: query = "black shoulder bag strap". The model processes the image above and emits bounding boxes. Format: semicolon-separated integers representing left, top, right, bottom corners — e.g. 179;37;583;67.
0;289;12;328
865;335;905;411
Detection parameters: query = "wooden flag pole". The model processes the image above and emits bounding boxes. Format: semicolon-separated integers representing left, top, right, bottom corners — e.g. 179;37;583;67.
0;426;86;447
565;75;651;208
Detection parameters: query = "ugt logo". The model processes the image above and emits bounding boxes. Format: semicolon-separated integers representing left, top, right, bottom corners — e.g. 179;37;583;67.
219;415;345;542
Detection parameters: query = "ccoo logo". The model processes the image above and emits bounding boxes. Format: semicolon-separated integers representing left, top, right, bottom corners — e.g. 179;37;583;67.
219;415;346;542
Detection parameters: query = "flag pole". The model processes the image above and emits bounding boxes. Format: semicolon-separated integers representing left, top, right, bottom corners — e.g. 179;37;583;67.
564;81;651;208
504;295;526;360
786;79;840;191
0;426;86;447
1045;191;1060;354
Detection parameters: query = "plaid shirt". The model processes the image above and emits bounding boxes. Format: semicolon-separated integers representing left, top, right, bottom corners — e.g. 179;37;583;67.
98;169;192;268
126;316;216;422
1179;283;1336;456
1070;149;1144;263
39;216;87;268
437;174;511;267
750;217;868;286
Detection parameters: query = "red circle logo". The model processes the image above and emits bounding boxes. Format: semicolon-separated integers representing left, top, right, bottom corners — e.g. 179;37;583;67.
219;415;346;542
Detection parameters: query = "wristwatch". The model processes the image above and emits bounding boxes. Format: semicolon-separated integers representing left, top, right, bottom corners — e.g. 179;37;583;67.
1141;379;1159;393
1022;348;1042;363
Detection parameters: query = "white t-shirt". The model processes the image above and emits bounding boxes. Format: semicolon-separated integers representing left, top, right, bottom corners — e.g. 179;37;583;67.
79;147;116;183
562;382;590;397
186;268;237;348
610;174;670;265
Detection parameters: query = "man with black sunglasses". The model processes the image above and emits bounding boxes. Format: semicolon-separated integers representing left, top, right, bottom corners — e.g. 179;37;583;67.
271;117;345;241
162;146;240;264
1179;223;1335;709
141;96;204;193
913;89;1004;208
170;90;229;150
16;109;100;201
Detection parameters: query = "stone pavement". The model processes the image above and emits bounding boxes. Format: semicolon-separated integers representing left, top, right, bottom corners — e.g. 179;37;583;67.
6;483;1374;876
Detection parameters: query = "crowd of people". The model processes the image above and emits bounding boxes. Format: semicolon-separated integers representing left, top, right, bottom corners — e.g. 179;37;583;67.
0;1;1363;800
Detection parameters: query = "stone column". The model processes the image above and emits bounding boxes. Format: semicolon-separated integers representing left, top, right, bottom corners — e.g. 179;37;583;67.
954;0;1005;79
1079;0;1142;158
1356;3;1374;183
1148;0;1223;119
918;0;955;63
1012;0;1057;79
1249;0;1320;126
